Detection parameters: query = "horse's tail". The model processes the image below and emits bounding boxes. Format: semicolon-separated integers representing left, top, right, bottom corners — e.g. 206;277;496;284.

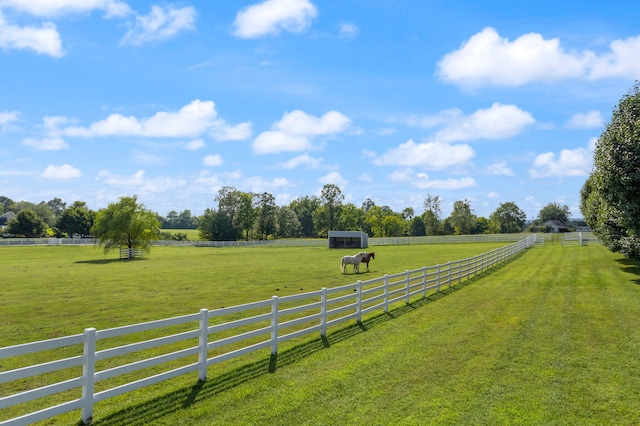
340;258;345;273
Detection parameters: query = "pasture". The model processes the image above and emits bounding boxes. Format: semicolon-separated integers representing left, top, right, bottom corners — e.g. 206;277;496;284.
3;242;640;424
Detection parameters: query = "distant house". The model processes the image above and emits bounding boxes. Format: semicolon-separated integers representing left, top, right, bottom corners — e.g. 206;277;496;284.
328;231;368;249
0;212;17;236
543;220;570;233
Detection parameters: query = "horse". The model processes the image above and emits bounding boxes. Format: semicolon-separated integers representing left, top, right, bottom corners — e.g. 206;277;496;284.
340;251;367;274
360;252;375;272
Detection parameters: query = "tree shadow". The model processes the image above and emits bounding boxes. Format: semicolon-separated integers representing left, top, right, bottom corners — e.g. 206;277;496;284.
90;252;522;425
616;257;640;284
75;258;148;265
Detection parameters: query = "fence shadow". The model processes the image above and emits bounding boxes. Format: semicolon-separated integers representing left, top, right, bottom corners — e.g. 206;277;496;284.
90;252;523;426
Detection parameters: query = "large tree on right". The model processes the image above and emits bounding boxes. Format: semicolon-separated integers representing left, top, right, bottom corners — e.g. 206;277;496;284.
581;82;640;258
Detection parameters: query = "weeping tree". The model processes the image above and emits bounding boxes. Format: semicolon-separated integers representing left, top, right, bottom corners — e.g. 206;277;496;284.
91;195;160;255
581;82;640;258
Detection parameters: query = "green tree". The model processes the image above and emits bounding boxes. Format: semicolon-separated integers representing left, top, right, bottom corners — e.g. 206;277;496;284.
448;199;476;235
490;202;526;233
581;82;640;258
422;194;442;236
409;215;426;236
56;201;94;237
289;196;320;238
320;184;344;233
276;206;301;238
6;209;47;237
338;203;364;231
91;195;160;254
382;214;405;237
256;192;277;240
237;192;257;240
538;202;571;224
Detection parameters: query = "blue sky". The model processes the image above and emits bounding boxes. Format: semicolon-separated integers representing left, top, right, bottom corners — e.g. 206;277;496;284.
1;0;639;220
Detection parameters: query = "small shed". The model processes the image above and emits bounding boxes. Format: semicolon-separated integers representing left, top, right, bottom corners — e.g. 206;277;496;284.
328;231;368;249
543;220;570;233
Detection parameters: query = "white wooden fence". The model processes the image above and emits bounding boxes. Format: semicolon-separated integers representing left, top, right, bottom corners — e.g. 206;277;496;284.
0;236;536;425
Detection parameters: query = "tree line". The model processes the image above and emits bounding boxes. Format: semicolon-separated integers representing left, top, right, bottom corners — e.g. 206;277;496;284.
1;186;575;241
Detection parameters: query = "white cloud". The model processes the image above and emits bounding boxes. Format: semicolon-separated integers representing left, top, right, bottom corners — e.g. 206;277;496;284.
22;137;69;150
96;169;187;193
253;109;351;154
529;147;592;178
202;154;223;166
0;110;19;132
121;5;196;46
388;169;477;190
184;139;205;151
233;0;317;38
589;35;640;80
64;100;250;139
370;139;475;170
278;153;324;169
210;121;252;141
437;27;640;88
0;0;132;18
0;13;64;57
41;164;81;179
435;103;535;142
318;171;348;187
339;22;358;38
566;110;603;129
485;161;514;176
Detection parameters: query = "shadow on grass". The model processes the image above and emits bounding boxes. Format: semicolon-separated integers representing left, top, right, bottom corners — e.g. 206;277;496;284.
616;257;640;284
89;253;522;426
75;258;148;265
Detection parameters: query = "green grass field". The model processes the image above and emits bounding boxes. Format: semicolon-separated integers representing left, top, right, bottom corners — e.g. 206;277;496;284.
3;242;640;425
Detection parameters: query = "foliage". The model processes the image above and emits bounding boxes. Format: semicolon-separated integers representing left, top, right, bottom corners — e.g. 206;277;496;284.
423;194;442;235
55;201;94;237
6;209;47;237
581;82;640;258
91;195;160;253
448;199;477;235
290;195;320;238
319;183;344;234
538;202;571;224
160;210;198;229
490;201;526;233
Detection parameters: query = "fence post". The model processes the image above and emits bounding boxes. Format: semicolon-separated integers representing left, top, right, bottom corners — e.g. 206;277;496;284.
320;287;328;337
457;260;462;284
383;274;389;313
436;265;441;292
198;308;208;382
356;281;363;322
405;271;410;304
447;262;452;289
271;296;279;355
421;267;427;298
81;327;96;425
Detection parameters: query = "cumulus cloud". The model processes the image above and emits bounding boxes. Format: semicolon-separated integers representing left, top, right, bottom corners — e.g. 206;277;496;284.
22;137;69;150
184;138;205;150
202;154;223;166
233;0;317;38
387;169;477;190
0;13;64;57
253;109;351;154
121;5;196;46
339;22;358;38
565;110;603;129
96;169;187;193
529;147;592;178
437;27;640;88
0;110;19;132
369;139;475;170
278;153;324;169
0;0;132;18
41;164;81;179
319;171;348;187
63;100;251;140
485;161;514;176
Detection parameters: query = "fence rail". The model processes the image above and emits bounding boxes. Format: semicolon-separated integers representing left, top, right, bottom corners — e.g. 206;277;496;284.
0;236;536;425
0;233;532;248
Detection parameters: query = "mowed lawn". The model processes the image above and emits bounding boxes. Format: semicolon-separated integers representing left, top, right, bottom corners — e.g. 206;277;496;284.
3;241;640;424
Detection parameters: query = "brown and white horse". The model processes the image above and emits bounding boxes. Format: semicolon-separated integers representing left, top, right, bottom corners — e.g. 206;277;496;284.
360;252;375;272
